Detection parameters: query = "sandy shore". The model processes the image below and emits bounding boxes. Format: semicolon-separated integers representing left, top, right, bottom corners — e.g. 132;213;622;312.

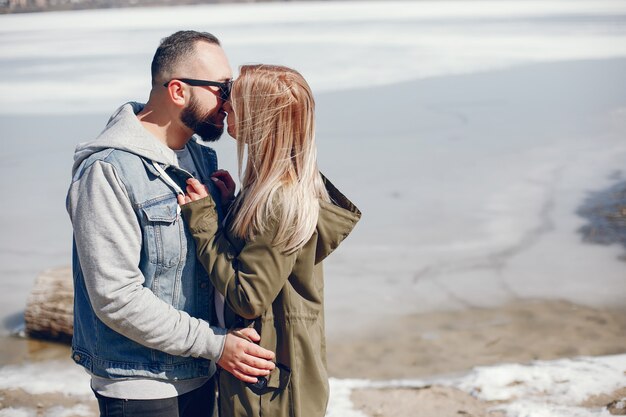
351;385;626;417
352;385;508;417
1;299;625;416
327;299;626;417
327;299;626;380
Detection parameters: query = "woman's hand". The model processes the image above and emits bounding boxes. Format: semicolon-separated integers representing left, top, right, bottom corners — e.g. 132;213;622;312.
177;178;209;205
211;169;236;202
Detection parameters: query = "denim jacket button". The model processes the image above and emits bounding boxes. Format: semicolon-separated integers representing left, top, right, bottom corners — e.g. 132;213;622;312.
73;354;81;361
200;282;208;289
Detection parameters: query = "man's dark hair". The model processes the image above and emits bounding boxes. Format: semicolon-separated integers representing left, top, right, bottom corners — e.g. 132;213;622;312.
151;30;221;86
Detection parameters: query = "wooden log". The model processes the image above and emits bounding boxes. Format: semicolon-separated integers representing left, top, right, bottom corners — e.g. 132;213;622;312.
24;266;73;343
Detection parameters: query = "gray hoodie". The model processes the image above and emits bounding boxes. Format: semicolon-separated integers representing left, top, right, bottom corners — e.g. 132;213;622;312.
72;102;180;175
67;103;226;396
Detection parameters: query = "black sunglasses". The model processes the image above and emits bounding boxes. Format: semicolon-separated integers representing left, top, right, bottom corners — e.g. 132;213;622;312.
163;78;232;101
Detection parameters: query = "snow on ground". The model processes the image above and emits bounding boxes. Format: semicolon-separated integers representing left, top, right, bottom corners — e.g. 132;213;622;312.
327;354;626;417
2;354;622;416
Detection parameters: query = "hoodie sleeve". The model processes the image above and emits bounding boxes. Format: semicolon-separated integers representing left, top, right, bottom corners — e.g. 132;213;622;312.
68;160;227;361
181;197;298;320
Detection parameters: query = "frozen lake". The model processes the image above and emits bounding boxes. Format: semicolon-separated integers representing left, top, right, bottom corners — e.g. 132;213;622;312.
0;0;625;338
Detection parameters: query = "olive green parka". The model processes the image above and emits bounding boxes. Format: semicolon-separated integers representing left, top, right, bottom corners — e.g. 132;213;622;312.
181;175;361;417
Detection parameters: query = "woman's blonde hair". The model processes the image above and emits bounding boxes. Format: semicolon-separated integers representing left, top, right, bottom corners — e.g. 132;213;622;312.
229;64;329;254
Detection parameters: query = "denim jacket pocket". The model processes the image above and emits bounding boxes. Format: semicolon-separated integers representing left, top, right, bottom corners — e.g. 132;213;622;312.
141;198;183;268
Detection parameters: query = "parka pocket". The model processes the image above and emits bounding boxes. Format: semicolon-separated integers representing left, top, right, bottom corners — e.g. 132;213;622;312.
248;362;291;395
141;199;183;268
250;363;293;417
218;365;292;417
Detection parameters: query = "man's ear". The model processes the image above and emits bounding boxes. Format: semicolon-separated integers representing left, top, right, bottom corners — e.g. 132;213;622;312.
164;80;187;108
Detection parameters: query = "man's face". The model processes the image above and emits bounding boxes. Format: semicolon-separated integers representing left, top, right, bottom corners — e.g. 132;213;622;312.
180;42;232;141
180;93;223;142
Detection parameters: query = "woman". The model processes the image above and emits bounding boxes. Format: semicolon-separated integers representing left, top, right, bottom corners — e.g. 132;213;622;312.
178;64;361;417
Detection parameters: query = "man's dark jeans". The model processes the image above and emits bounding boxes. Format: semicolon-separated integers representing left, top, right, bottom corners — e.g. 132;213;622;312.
94;378;216;417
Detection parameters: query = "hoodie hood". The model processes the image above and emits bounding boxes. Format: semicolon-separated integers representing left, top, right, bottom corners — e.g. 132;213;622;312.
72;102;179;175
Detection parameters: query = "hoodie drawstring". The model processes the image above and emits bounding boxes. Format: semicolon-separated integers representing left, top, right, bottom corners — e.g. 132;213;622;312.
151;161;183;215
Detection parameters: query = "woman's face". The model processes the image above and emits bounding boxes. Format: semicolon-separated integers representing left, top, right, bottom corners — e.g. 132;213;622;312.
223;100;237;139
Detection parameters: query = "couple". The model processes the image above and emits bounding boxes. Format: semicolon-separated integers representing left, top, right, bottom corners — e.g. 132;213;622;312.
66;30;360;417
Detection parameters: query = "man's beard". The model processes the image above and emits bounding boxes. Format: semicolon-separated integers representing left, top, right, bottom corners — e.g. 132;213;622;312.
180;97;224;142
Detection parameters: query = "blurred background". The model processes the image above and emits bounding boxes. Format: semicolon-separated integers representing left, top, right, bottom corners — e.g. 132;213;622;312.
0;0;625;415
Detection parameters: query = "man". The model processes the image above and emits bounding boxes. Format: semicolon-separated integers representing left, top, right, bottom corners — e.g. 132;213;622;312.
66;31;275;416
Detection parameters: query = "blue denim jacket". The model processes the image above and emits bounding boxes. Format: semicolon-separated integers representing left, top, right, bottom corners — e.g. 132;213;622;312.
68;103;225;380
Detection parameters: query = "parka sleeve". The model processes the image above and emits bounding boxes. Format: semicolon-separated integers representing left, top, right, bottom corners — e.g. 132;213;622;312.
181;196;298;320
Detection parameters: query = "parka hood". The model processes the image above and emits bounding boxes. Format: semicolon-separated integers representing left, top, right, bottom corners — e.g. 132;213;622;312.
72;102;179;176
315;175;361;264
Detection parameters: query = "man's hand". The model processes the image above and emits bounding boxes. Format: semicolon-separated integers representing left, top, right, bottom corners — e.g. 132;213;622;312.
218;327;276;383
211;169;236;202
